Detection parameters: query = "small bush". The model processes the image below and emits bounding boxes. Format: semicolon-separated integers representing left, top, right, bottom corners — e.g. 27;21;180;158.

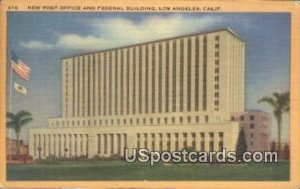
35;155;60;164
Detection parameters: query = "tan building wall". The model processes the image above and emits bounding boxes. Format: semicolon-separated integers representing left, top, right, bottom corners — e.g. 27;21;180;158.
230;110;271;152
60;28;245;120
29;122;239;159
29;28;245;159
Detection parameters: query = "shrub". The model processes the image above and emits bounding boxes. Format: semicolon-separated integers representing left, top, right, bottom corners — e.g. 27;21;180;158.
35;155;60;164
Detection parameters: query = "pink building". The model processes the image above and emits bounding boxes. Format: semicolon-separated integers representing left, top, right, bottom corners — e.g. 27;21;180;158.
230;110;271;152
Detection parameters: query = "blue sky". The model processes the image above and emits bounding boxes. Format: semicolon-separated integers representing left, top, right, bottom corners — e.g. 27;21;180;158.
6;12;290;144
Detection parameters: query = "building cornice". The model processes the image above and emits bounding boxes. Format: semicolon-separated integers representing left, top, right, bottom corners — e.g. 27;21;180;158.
61;27;244;60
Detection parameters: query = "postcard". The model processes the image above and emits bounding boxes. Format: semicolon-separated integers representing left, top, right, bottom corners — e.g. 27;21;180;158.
0;0;299;189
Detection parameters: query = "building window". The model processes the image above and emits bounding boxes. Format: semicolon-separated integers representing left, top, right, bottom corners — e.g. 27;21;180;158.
215;44;219;49
180;116;183;123
196;116;199;123
167;133;171;151
124;119;126;125
250;115;255;120
187;116;191;123
215;84;219;89
215;100;219;106
157;118;160;124
203;35;207;111
165;41;170;113
175;133;179;151
151;44;156;114
215;76;219;81
164;117;168;124
215;68;219;73
250;141;253;146
215;60;219;65
136;119;139;125
179;39;184;112
250;123;255;129
195;37;200;111
215;35;220;41
137;134;140;149
218;132;223;137
231;116;235;121
219;141;223;151
215;92;219;97
251;133;254;138
215;52;219;57
159;133;163;151
150;118;153;124
183;133;187;148
158;43;163;113
143;118;146;124
152;133;155;150
172;117;175;124
209;141;214;151
240;116;244;121
205;115;209;123
144;133;148;148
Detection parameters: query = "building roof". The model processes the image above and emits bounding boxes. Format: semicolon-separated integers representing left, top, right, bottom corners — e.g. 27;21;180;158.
245;109;270;113
61;27;244;60
231;109;270;115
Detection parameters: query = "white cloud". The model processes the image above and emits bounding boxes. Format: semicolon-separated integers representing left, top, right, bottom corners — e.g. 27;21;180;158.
20;15;224;51
20;40;54;49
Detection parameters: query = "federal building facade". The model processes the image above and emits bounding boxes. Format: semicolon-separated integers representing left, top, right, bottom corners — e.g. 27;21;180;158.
29;28;245;159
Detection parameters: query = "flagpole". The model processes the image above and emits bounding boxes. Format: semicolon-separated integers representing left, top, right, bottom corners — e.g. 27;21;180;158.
9;51;13;162
9;59;13;112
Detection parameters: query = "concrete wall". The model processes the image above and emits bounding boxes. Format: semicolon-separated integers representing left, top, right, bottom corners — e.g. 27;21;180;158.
29;122;239;159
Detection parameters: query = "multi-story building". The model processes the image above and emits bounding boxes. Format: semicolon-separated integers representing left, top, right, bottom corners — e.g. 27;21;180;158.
230;110;271;152
29;28;245;159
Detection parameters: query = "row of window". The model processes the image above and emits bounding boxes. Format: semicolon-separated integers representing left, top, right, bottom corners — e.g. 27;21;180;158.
136;132;224;152
51;115;213;127
231;115;269;122
214;36;220;111
33;134;89;157
64;35;221;117
136;132;224;139
96;133;128;154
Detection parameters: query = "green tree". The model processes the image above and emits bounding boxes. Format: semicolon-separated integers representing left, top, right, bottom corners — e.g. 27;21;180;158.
259;92;289;155
6;110;33;156
236;127;247;161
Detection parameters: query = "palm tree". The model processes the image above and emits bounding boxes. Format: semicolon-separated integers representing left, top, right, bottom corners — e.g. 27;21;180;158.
259;92;289;154
6;110;33;156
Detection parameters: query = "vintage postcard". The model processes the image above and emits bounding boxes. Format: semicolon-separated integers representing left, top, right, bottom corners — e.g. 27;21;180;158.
0;0;299;188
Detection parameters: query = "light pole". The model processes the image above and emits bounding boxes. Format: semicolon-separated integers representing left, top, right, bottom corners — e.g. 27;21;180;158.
64;148;68;157
38;147;41;159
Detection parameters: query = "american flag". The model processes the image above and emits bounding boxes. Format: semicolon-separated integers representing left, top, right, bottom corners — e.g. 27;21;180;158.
11;51;31;81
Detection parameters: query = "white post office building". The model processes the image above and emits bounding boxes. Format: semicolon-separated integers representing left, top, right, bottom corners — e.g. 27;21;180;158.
29;28;245;159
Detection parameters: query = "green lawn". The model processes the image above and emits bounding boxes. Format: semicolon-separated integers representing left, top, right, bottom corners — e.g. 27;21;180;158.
7;161;289;181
